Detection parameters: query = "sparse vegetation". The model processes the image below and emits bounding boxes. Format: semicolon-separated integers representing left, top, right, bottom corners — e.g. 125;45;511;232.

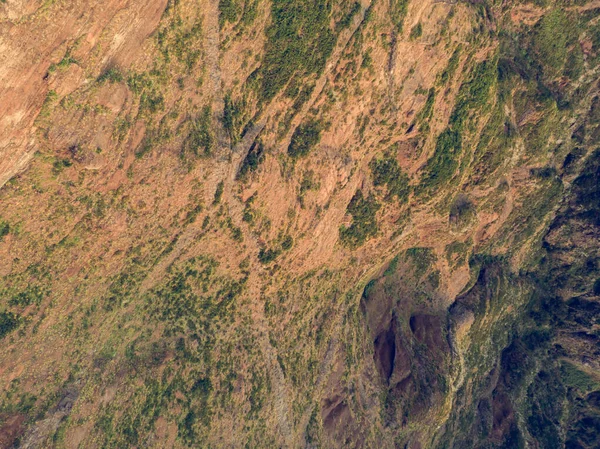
449;194;475;226
390;0;409;32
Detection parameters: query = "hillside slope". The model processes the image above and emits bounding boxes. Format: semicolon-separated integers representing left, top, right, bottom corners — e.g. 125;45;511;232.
0;0;599;447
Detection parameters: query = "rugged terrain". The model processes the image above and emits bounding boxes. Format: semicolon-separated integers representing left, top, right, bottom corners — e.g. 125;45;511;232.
0;0;599;447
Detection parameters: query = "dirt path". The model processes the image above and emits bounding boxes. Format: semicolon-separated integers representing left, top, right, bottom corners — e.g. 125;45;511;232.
245;271;295;447
203;0;229;151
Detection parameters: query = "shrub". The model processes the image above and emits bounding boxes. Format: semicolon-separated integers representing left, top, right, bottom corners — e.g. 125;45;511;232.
421;129;462;188
223;93;249;144
532;10;568;77
336;2;361;31
258;247;280;264
421;59;497;190
219;0;240;26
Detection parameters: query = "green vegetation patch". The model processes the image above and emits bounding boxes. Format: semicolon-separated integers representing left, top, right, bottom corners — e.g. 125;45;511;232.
532;9;569;77
409;22;422;40
339;190;380;248
97;67;124;84
560;361;599;393
0;220;9;239
219;0;241;26
237;141;264;180
421;59;497;190
183;106;214;158
257;0;337;103
288;121;322;158
370;154;410;202
0;311;20;340
416;88;436;133
223;94;248;144
258;235;294;264
390;0;409;32
213;181;224;205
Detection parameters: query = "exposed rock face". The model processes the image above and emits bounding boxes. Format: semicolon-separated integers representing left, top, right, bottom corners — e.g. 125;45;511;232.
0;0;599;447
0;0;167;187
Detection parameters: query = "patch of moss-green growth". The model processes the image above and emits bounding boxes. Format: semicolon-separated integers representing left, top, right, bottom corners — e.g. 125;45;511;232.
258;235;293;264
52;158;73;174
438;46;461;86
409;22;423;40
97;67;124;84
384;255;400;277
219;0;240;27
223;94;247;143
421;59;497;190
297;170;320;207
416;88;436;132
183;106;214;158
336;2;361;32
560;361;599;393
238;141;264;180
288;121;322;158
0;311;20;340
0;220;9;239
256;0;337;104
48;49;77;74
339;190;380;248
213;181;224;205
156;17;203;71
369;154;410;202
405;247;437;277
138;89;165;117
445;240;470;268
390;0;409;32
39;90;58;118
420;129;462;189
258;247;280;264
8;285;47;307
532;9;569;77
449;194;475;227
240;0;259;26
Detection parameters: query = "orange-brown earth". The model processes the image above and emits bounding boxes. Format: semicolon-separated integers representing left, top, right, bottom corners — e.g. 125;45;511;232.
0;0;599;447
